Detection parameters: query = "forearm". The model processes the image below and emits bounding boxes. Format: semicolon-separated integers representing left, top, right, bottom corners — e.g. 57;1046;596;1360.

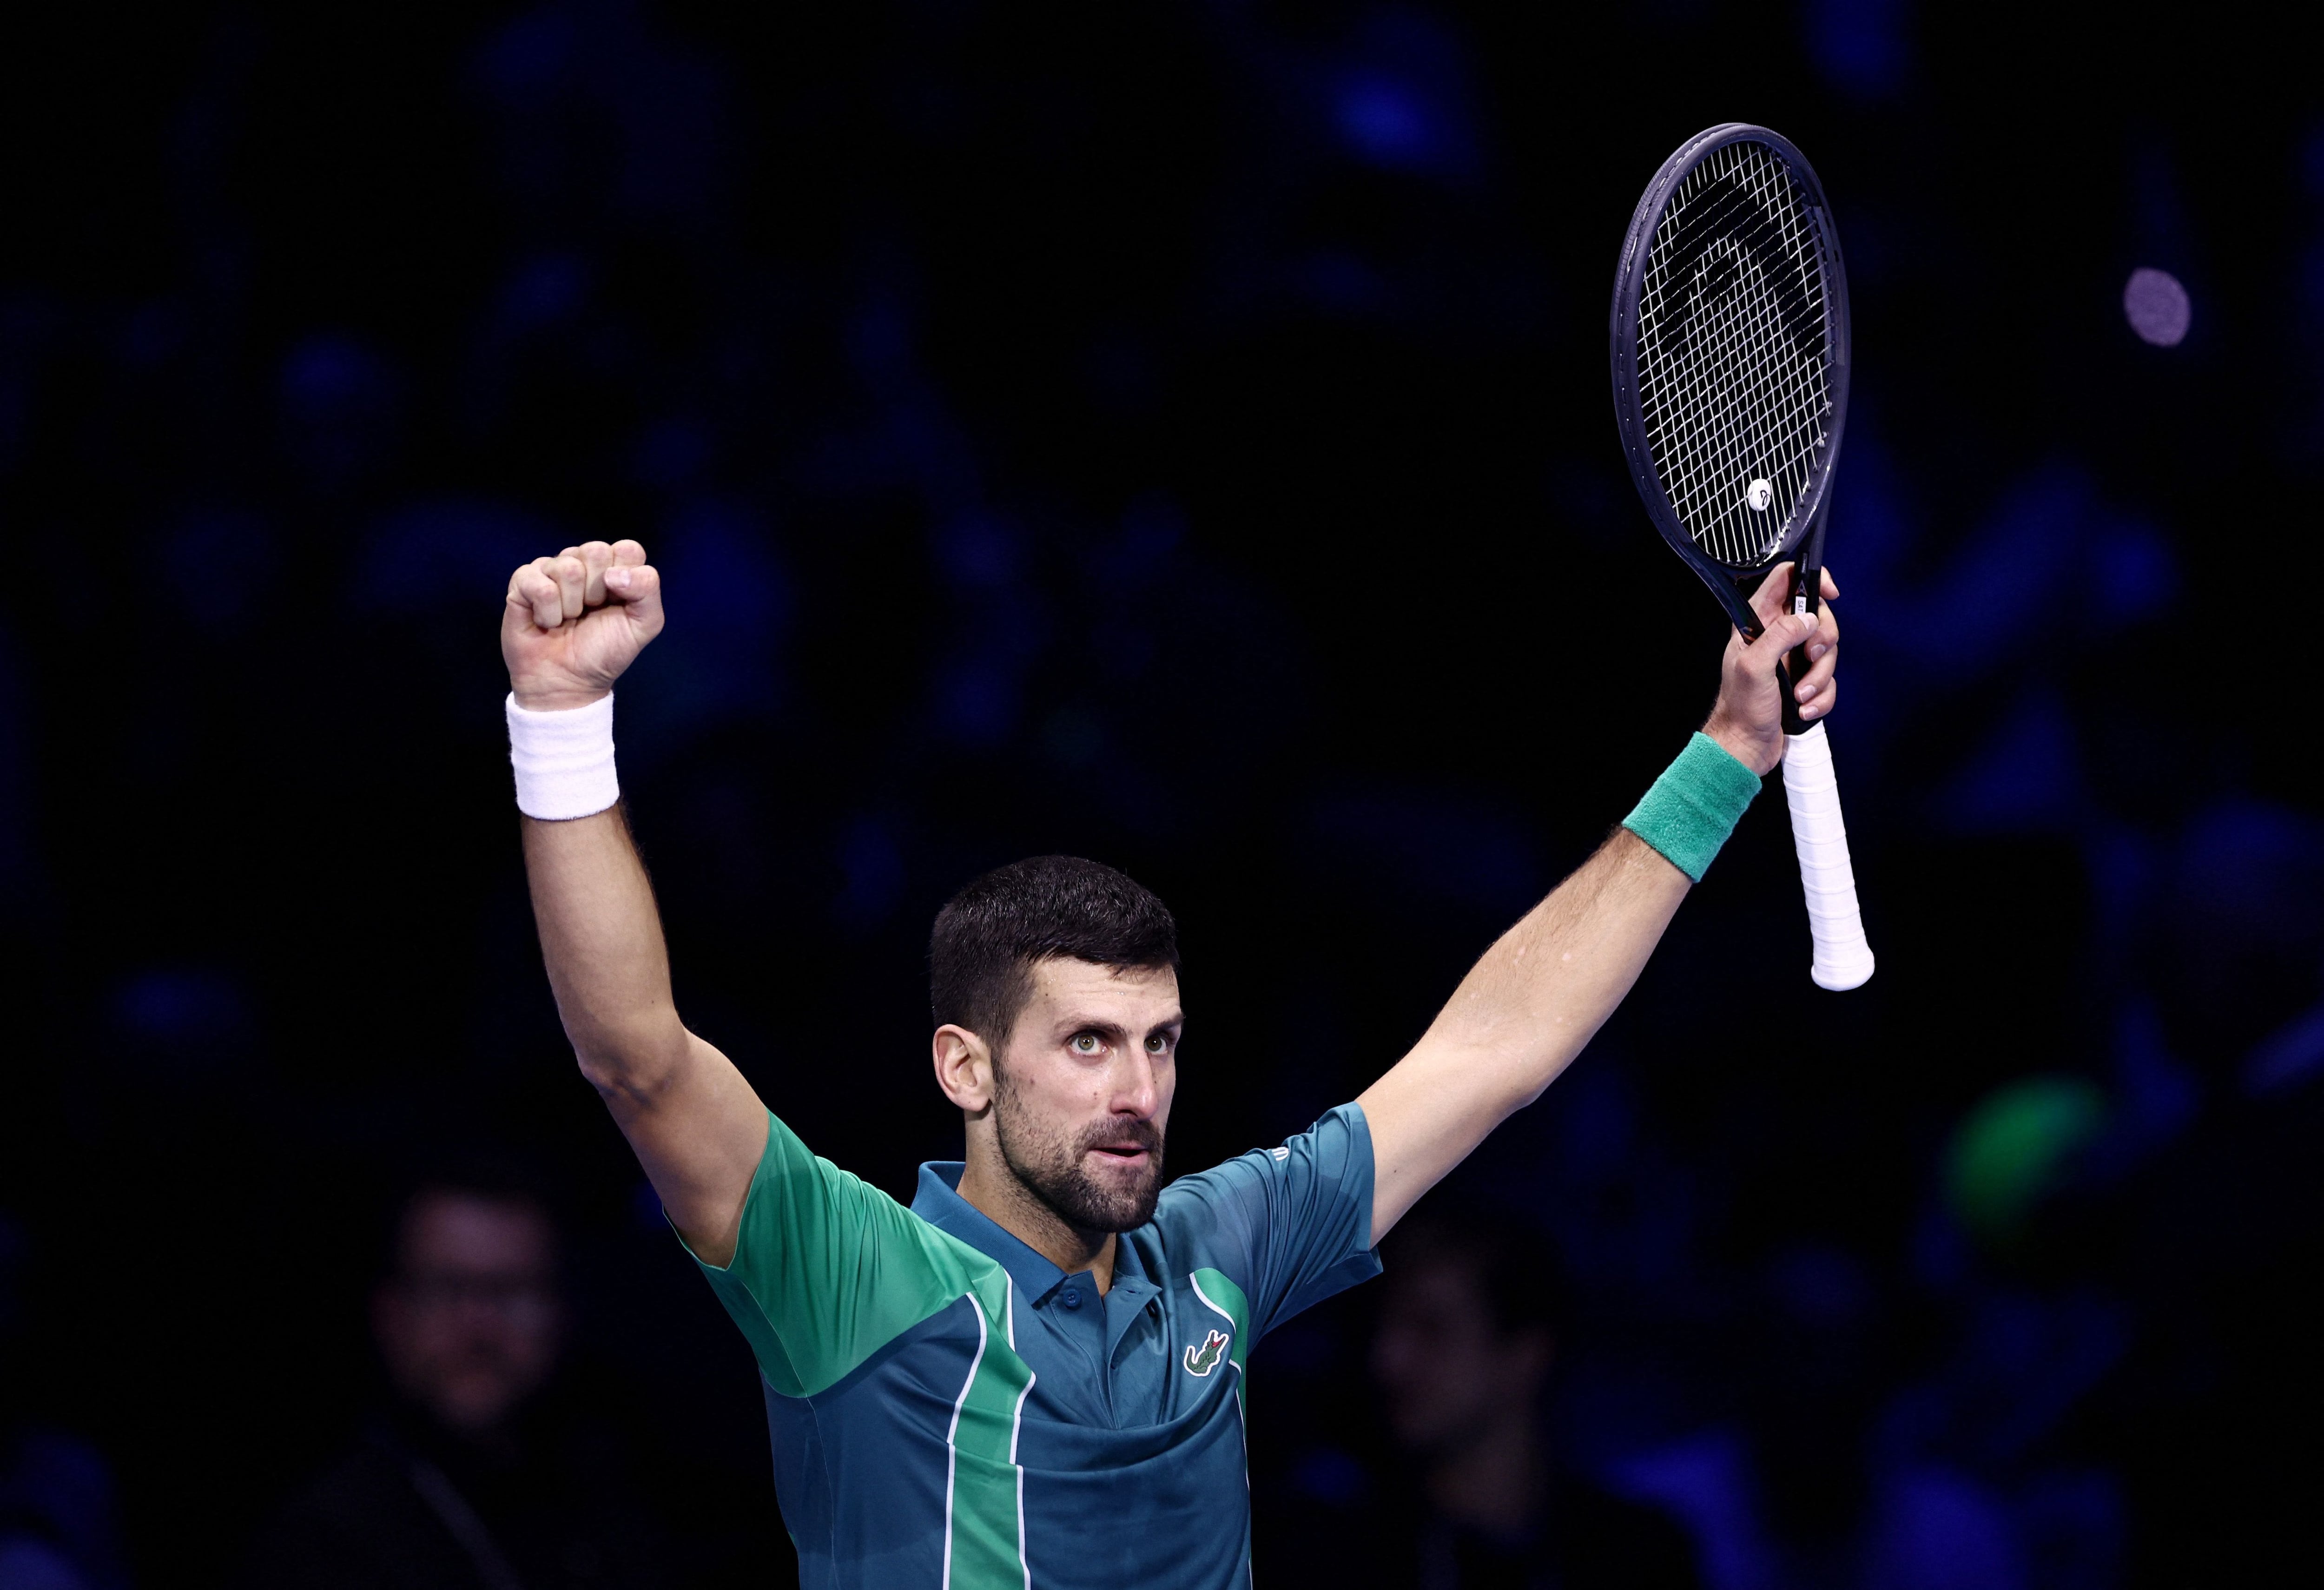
1432;726;1765;1094
1431;827;1682;1078
1361;726;1765;1234
1360;831;1688;1208
521;805;689;1093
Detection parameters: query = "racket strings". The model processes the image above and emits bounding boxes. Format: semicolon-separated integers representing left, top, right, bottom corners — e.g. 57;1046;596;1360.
1642;150;1829;554
1645;163;1826;558
1635;141;1834;567
1668;246;1821;555
1644;156;1828;561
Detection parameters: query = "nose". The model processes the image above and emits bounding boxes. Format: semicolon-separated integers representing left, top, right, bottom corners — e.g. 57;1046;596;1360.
1109;1050;1161;1119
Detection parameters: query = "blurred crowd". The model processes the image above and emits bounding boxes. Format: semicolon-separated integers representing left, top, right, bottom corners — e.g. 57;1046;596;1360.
3;2;2321;1587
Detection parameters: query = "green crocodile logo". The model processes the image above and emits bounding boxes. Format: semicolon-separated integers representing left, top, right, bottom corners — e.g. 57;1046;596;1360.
1183;1328;1230;1377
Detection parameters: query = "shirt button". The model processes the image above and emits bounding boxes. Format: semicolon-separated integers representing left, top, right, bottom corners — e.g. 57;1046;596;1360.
1060;1288;1083;1310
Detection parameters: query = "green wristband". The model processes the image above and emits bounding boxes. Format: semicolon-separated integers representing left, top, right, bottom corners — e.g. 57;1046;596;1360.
1621;732;1762;883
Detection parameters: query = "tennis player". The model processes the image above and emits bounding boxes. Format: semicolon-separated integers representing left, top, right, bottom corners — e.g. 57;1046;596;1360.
501;538;1837;1590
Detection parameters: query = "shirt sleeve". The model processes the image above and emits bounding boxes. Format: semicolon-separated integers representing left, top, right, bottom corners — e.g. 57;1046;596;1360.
681;1110;970;1399
1155;1101;1383;1339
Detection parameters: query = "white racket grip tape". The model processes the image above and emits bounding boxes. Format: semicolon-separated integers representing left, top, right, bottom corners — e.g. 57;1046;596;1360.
1781;720;1875;991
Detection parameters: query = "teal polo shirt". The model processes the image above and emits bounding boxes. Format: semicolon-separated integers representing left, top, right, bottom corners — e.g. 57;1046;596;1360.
691;1102;1382;1590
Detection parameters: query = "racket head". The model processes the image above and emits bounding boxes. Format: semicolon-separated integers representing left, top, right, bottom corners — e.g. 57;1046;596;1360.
1609;124;1851;632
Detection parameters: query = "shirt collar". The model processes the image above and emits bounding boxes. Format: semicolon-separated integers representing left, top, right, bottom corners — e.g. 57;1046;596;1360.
911;1161;1154;1306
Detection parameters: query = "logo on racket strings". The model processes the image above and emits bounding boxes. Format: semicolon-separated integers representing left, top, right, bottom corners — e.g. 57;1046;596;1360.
1746;478;1773;512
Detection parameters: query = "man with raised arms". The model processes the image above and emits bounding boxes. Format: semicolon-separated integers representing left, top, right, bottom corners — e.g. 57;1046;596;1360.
501;538;1839;1590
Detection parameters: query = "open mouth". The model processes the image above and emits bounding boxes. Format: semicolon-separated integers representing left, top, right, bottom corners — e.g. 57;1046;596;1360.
1089;1144;1149;1162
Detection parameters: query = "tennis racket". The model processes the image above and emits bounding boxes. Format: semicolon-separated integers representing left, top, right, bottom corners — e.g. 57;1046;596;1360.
1609;123;1875;991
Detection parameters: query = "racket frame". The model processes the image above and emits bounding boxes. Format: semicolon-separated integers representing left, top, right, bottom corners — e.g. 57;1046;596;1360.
1609;122;1875;990
1609;123;1852;727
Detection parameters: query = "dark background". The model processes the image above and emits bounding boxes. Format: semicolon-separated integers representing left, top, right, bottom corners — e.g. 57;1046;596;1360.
3;2;2321;1586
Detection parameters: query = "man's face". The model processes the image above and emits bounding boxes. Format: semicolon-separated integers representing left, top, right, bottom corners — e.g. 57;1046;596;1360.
373;1193;563;1438
1371;1257;1551;1454
990;959;1181;1234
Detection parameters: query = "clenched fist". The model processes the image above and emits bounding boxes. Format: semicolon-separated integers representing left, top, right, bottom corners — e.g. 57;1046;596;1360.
502;540;666;711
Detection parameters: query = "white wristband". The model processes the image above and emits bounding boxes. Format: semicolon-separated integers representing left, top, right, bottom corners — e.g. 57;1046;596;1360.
507;692;619;820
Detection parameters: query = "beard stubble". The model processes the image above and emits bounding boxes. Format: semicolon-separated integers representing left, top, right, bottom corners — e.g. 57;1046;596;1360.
991;1065;1166;1234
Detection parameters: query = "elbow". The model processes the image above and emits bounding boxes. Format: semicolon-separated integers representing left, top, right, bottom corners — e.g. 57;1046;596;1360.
1473;1042;1581;1122
570;1019;692;1106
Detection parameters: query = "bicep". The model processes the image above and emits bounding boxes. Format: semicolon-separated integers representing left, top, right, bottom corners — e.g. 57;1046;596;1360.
602;1029;770;1266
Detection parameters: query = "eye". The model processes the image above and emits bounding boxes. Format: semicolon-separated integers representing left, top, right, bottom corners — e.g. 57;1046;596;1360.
1070;1033;1104;1056
1145;1032;1171;1055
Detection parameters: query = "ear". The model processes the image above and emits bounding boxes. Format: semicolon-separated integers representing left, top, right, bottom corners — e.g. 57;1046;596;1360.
933;1023;997;1115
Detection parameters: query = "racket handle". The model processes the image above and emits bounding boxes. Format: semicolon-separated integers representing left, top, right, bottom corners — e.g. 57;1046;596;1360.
1779;562;1822;737
1781;720;1875;991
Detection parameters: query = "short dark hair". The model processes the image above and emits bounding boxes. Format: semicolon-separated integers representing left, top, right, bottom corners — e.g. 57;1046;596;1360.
930;855;1180;1049
380;1149;561;1280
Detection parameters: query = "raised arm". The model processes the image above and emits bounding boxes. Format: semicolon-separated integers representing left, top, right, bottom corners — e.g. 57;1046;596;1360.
1359;565;1839;1239
504;540;767;1265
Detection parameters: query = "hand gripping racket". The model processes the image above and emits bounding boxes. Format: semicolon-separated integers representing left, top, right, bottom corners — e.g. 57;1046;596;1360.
1609;124;1875;990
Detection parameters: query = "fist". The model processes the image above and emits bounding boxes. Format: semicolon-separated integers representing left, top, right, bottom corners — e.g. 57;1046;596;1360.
502;540;665;711
1701;561;1840;776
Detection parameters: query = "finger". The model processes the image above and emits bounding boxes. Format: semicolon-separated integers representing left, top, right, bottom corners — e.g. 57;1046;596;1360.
507;564;564;633
548;553;587;621
1740;607;1819;677
1793;621;1839;702
610;539;647;567
601;561;664;633
1775;607;1820;653
573;541;615;607
519;558;567;630
1821;566;1840;601
1793;600;1840;675
1807;600;1839;661
1800;676;1838;721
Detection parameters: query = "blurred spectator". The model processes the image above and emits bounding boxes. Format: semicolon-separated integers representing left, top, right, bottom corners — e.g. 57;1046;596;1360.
248;1167;671;1590
1302;1210;1702;1589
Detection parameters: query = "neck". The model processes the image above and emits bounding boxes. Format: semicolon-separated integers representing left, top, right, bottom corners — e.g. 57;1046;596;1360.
957;1155;1119;1294
1426;1406;1545;1538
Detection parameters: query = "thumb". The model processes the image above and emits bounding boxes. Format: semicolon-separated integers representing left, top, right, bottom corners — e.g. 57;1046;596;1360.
1772;608;1820;652
603;562;666;637
1741;610;1818;674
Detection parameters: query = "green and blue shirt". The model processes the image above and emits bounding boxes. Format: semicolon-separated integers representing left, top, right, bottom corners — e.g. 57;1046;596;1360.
691;1102;1382;1590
